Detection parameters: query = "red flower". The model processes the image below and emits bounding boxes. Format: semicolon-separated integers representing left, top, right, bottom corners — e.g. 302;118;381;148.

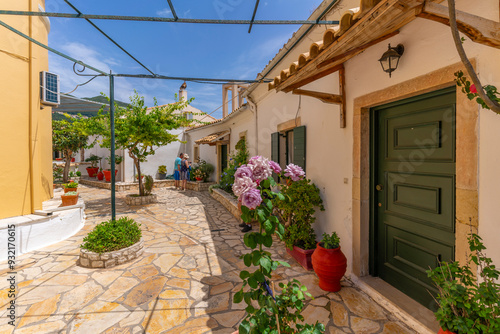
470;84;477;94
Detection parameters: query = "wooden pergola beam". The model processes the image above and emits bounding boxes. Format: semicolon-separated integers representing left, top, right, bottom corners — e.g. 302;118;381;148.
418;2;500;49
292;89;342;104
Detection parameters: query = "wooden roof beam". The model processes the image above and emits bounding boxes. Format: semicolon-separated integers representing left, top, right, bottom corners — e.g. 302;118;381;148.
281;63;344;93
292;89;343;104
418;2;500;48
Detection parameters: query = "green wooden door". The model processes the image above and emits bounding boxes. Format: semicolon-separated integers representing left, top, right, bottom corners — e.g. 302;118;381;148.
220;144;228;172
372;87;456;310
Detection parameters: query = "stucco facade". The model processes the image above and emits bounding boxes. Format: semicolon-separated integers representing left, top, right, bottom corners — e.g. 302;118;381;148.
0;0;53;219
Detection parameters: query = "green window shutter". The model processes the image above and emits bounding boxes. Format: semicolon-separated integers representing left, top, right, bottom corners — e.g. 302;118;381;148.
271;132;280;163
293;126;306;171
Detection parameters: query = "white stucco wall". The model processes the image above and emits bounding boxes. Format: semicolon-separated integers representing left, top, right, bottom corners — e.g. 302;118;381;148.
248;0;500;274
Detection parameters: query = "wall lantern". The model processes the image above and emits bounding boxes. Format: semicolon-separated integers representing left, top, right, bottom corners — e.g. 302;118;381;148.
378;44;404;77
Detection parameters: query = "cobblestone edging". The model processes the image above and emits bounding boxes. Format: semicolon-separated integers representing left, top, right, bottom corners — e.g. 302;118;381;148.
79;238;144;268
125;194;157;205
210;188;242;222
80;178;215;192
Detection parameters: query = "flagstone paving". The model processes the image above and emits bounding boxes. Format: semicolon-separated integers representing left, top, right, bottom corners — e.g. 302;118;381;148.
0;186;416;334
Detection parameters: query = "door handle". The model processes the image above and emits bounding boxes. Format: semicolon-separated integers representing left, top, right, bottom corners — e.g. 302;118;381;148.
376;184;384;191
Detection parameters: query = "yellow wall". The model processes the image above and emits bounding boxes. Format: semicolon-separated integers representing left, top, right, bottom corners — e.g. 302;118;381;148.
0;0;53;219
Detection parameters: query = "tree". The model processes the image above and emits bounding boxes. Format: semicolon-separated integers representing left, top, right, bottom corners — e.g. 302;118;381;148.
95;91;194;196
52;117;93;182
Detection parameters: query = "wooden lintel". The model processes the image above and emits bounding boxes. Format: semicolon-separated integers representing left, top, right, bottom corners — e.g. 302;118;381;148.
281;64;344;93
317;31;400;69
418;2;500;49
292;89;343;104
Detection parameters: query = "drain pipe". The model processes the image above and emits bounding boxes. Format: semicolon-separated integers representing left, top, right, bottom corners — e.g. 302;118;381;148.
246;95;258;155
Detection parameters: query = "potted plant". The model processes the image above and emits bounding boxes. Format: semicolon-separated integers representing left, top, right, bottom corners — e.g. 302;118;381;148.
103;155;123;182
97;168;104;181
157;165;167;180
427;233;500;334
85;154;101;177
193;168;205;182
63;181;79;193
273;177;324;271
61;191;78;206
311;232;347;292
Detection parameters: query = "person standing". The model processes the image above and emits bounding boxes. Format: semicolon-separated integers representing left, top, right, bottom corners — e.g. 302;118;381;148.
174;153;183;189
180;154;190;191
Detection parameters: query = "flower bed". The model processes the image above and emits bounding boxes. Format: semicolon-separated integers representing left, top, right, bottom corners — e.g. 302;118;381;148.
125;194;157;206
79;238;144;268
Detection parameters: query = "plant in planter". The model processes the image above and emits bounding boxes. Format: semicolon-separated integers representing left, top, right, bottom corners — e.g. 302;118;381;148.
427;233;500;334
97;168;104;181
103;155;123;182
63;181;79;193
81;217;142;254
61;191;78;206
232;156;325;334
85;154;101;177
193;168;206;182
157;165;167;180
53;163;63;183
274;177;324;270
311;232;347;292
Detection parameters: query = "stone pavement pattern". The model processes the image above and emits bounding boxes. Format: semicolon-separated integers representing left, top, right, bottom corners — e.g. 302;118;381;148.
0;186;416;334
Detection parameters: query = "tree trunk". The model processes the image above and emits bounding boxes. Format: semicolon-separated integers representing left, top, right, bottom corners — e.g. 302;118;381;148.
63;150;72;183
135;159;144;196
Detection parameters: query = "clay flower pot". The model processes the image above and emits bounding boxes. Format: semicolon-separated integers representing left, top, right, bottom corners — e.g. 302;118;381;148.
61;194;78;206
438;328;456;334
64;187;77;193
97;171;104;181
287;245;315;271
103;170;118;182
195;177;203;182
86;167;99;177
311;242;347;292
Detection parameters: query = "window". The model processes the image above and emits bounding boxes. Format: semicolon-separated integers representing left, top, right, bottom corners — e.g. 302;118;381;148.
184;112;193;120
271;125;306;172
193;145;200;163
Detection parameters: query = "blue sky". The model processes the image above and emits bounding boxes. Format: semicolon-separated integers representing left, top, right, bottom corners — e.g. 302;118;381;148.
44;0;324;118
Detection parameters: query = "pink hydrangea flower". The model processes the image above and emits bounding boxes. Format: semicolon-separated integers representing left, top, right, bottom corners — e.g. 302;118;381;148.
240;188;262;209
248;156;272;182
269;160;281;174
234;165;253;179
284;163;305;181
232;176;256;197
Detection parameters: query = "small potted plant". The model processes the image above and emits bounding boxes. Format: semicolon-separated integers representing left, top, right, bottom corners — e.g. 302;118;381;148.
97;168;104;181
427;232;500;334
311;232;347;292
193;168;205;182
63;181;79;193
157;165;167;180
103;155;123;182
85;154;101;177
61;191;78;206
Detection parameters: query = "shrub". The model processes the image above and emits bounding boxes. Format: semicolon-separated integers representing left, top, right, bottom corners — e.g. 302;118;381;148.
76;171;81;177
273;178;325;250
219;138;249;194
158;165;167;174
190;160;214;182
81;217;142;254
64;181;79;188
144;175;154;195
321;232;340;249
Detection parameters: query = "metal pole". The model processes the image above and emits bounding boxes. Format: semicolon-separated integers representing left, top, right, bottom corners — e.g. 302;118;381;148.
110;73;116;221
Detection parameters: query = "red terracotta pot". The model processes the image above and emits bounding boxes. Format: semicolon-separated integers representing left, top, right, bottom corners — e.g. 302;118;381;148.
195;177;203;181
103;170;118;182
97;171;104;181
61;194;78;206
71;157;75;162
438;328;456;334
286;245;315;271
86;167;99;177
64;187;77;193
311;242;347;292
55;158;62;161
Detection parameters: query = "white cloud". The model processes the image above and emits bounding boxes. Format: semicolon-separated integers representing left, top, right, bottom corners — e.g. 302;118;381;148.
156;8;171;17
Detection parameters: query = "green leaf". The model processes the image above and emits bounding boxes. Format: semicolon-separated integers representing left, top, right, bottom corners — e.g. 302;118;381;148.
263;234;273;248
260;257;272;273
263;220;272;232
248;276;258;289
240;270;251;279
257;209;266;223
233;290;243;303
244;254;252;267
261;179;270;189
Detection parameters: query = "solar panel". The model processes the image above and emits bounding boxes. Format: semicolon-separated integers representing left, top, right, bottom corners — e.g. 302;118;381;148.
40;71;60;105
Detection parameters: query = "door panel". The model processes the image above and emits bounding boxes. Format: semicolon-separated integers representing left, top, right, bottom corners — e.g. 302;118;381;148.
372;87;456;310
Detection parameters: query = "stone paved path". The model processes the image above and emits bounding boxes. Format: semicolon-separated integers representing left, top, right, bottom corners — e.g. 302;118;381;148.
0;186;415;334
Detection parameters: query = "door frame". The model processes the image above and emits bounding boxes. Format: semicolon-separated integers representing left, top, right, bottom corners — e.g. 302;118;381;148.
368;86;456;276
352;61;479;278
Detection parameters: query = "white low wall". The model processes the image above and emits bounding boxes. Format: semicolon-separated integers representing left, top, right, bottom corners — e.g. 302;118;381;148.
0;202;85;263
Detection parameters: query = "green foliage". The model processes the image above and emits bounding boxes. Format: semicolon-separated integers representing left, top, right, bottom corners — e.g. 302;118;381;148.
63;191;78;196
144;175;154;195
85;154;101;168
53;164;63;181
190;160;214;182
157;165;167;174
320;232;340;249
427;233;500;334
64;181;79;189
105;154;124;166
76;171;81;177
455;71;500;111
92;91;195;196
219;138;249;194
208;184;220;194
81;217;142;254
234;176;324;334
273;179;325;250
